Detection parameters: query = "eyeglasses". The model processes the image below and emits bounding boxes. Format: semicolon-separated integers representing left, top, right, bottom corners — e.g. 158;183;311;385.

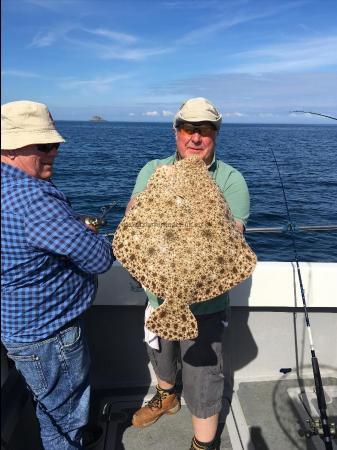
178;123;216;137
36;143;61;153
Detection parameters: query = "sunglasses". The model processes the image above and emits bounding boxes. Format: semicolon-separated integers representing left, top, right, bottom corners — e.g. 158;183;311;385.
36;143;61;153
178;123;216;137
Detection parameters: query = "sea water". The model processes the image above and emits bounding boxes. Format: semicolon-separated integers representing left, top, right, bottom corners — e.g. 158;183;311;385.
53;122;337;262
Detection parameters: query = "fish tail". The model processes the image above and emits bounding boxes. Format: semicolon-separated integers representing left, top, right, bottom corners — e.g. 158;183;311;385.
146;301;198;340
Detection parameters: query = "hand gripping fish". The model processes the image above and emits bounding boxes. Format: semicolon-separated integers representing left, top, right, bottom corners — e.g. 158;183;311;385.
113;156;256;340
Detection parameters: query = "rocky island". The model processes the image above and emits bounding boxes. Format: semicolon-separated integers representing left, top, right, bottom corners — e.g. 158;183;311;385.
90;115;106;122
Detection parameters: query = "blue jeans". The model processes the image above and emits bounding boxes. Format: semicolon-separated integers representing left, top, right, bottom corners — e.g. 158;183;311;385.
3;321;90;449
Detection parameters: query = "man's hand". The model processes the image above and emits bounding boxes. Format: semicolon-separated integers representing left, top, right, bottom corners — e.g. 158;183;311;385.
85;223;99;233
235;220;245;234
125;196;137;215
79;216;99;233
156;165;175;177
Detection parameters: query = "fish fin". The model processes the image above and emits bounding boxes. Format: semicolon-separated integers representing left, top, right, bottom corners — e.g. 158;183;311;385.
146;300;198;341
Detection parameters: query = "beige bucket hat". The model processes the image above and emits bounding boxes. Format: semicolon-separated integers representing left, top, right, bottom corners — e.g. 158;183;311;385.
1;100;65;150
174;97;222;131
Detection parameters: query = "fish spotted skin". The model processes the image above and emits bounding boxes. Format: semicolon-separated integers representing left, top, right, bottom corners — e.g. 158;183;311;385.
113;156;256;340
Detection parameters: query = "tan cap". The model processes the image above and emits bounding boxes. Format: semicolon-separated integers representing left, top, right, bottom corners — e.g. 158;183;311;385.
174;97;222;131
1;100;65;150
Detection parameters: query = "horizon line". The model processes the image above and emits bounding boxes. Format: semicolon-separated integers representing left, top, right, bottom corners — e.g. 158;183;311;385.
54;119;337;125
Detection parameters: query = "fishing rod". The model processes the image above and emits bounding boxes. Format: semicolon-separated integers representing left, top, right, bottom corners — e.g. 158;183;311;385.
290;111;337;121
270;143;334;449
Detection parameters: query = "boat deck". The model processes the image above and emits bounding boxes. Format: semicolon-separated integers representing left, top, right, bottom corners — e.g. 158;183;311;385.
2;263;336;449
91;377;337;450
5;376;336;449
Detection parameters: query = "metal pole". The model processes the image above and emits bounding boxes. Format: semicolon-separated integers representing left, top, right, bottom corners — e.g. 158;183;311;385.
105;224;337;238
245;224;337;233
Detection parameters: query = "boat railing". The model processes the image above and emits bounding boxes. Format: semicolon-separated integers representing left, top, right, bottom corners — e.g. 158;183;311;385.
245;224;337;233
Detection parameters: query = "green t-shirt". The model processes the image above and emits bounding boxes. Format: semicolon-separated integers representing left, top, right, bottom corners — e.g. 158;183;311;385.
131;153;250;315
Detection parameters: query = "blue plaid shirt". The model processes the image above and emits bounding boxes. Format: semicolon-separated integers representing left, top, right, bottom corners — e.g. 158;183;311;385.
1;163;114;344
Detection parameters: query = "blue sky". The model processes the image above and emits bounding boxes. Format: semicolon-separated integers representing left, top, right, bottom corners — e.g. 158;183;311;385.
2;0;337;123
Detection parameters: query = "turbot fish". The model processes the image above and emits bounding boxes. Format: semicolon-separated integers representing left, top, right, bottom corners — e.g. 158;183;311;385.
113;156;256;340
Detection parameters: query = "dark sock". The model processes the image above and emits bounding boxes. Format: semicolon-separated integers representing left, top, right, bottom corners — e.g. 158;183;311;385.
192;436;215;449
157;385;175;395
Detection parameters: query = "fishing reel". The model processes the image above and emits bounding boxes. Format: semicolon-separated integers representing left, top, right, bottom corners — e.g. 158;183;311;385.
83;216;107;230
81;202;116;232
303;418;336;440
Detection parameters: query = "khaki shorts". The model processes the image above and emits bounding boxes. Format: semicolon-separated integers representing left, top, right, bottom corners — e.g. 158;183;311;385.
147;310;229;418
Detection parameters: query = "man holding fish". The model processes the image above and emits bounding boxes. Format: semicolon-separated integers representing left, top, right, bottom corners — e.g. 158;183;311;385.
125;97;251;450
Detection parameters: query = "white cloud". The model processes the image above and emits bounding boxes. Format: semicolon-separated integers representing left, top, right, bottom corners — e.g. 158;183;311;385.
162;110;174;117
176;2;306;45
229;35;337;73
289;112;315;119
29;24;75;48
129;112;135;116
1;69;40;78
29;24;172;61
82;27;138;44
96;45;173;61
142;111;159;116
223;112;245;117
58;75;130;92
148;72;337;119
30;30;59;48
177;15;254;45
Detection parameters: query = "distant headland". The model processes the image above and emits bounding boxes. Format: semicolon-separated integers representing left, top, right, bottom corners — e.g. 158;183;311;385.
90;115;106;122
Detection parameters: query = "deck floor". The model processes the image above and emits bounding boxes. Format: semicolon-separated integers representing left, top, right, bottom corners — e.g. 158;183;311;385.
235;377;337;450
89;386;232;450
90;377;337;450
4;378;336;449
117;406;231;450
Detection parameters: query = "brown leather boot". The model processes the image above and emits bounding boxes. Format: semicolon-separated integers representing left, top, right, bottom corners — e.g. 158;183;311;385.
132;385;180;428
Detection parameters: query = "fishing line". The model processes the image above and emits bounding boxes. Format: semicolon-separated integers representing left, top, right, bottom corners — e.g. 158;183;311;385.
269;139;334;448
